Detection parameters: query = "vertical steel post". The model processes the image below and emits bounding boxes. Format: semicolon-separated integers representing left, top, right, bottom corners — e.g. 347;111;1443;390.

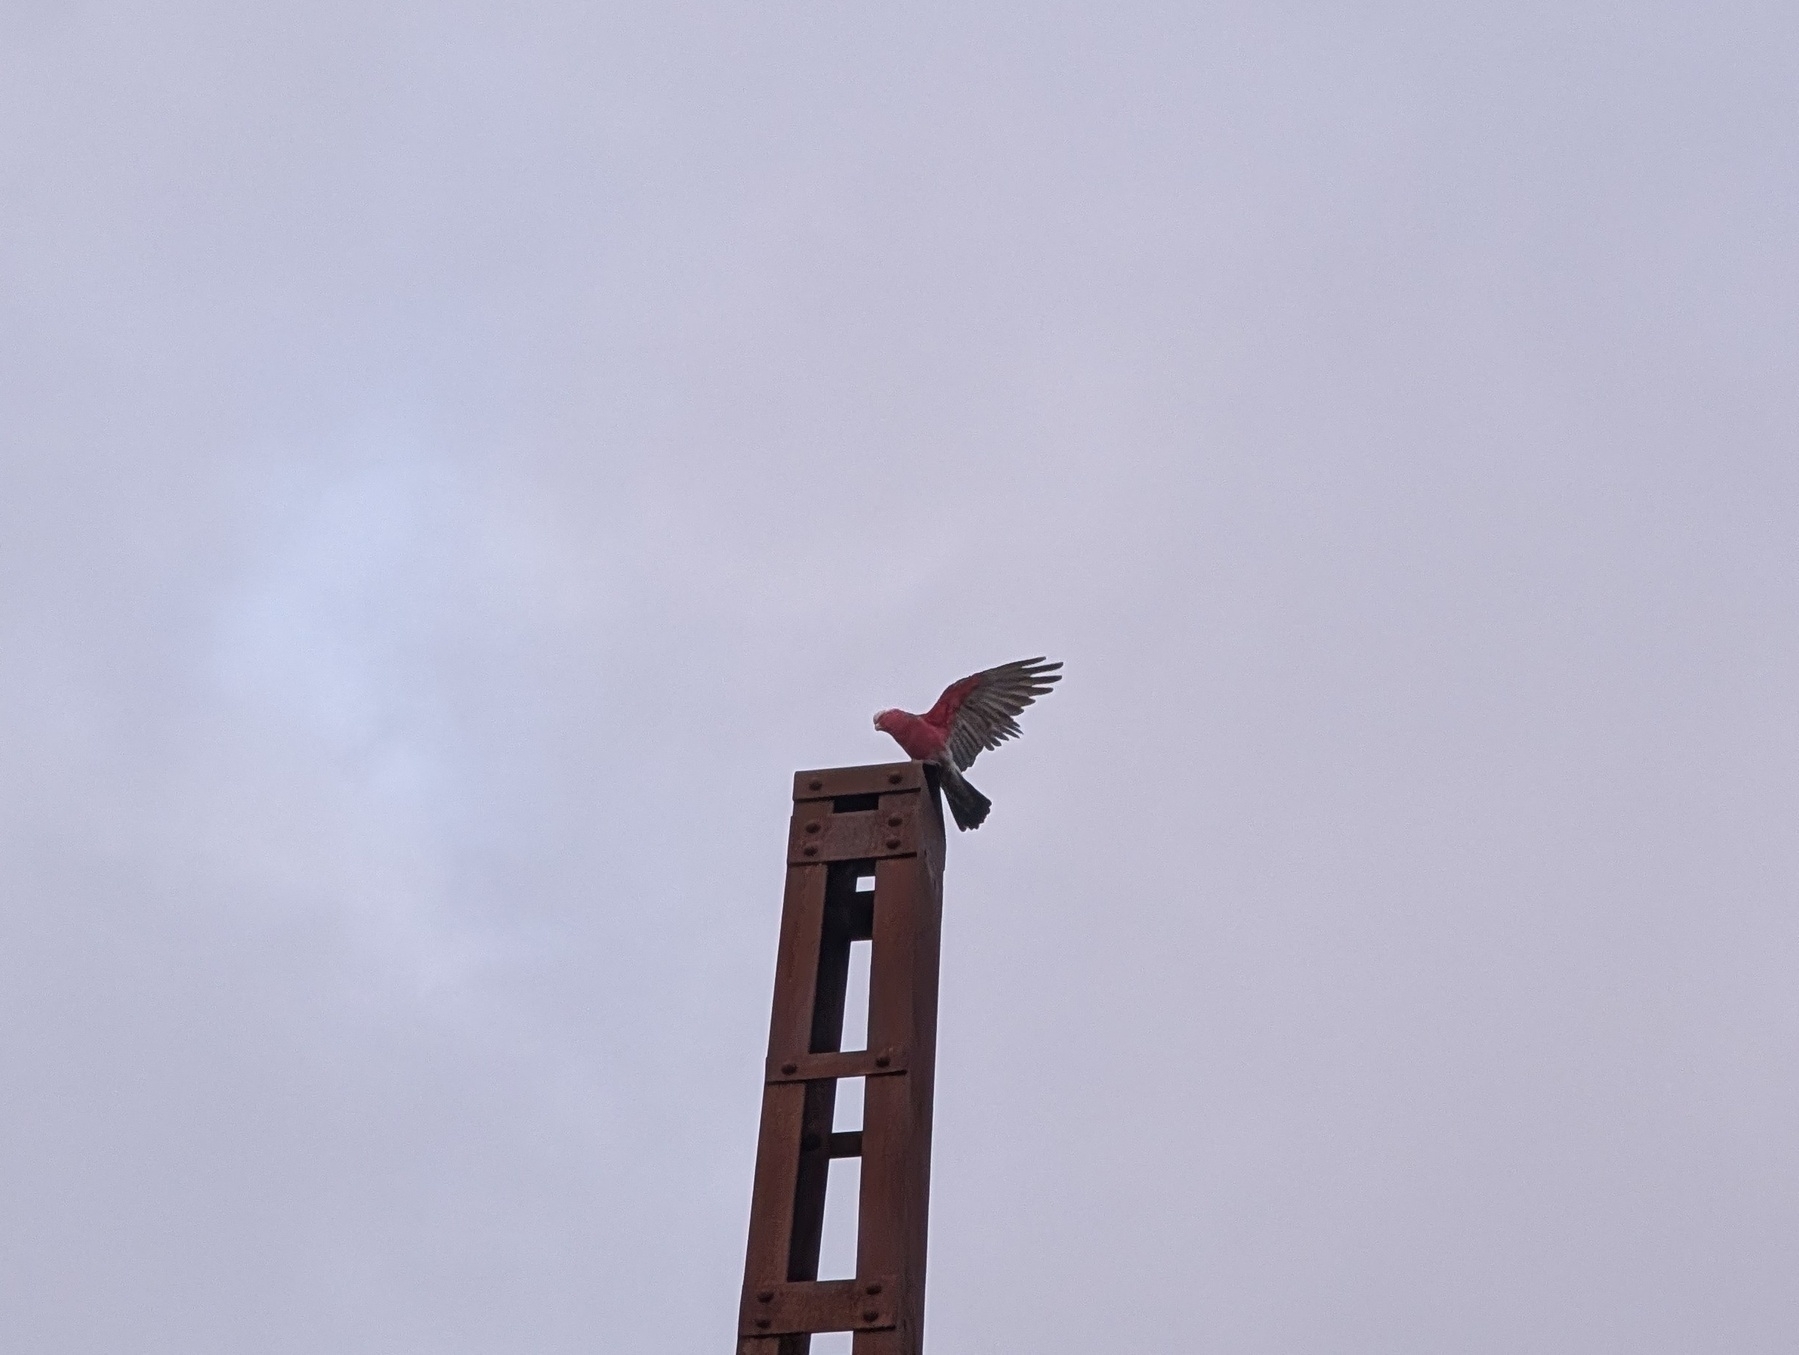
737;760;946;1354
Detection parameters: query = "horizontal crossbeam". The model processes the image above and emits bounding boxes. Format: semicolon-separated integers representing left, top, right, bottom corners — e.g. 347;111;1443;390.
739;1275;901;1337
793;763;925;800
826;1130;862;1159
788;805;922;864
765;1047;908;1084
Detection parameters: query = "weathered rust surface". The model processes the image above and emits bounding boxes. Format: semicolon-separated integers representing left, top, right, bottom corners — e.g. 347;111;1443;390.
737;761;946;1355
739;1275;901;1337
793;761;924;801
765;1048;908;1084
787;805;920;864
826;1131;863;1159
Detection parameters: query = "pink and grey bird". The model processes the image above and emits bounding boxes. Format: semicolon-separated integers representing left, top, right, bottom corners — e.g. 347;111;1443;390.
873;657;1063;831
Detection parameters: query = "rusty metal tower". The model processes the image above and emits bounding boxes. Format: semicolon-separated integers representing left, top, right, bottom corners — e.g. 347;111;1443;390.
735;760;946;1354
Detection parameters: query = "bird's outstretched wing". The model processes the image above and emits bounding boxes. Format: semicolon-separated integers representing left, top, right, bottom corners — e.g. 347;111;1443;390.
925;657;1063;770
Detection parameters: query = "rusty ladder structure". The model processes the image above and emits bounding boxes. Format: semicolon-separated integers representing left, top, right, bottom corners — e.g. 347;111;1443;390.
736;760;946;1354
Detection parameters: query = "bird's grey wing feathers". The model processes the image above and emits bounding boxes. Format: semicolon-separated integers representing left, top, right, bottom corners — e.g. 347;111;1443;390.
947;657;1062;770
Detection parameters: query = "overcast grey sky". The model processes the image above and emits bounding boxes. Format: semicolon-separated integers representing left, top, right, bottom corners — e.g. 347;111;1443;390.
4;3;1797;1352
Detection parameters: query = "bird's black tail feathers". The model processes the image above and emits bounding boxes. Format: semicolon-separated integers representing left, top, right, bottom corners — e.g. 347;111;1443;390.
939;763;991;831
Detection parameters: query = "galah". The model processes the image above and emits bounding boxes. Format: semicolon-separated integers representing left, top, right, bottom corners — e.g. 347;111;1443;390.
873;657;1063;831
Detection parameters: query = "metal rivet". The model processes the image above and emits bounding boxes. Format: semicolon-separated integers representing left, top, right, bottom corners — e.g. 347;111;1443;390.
756;1317;771;1328
781;1062;797;1074
862;1309;880;1323
885;837;900;849
803;846;817;856
757;1290;774;1303
874;1054;890;1068
805;821;820;834
865;1282;883;1295
887;815;902;827
809;779;823;790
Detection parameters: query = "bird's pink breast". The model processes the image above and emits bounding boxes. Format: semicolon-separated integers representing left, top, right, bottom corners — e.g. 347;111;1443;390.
882;711;947;761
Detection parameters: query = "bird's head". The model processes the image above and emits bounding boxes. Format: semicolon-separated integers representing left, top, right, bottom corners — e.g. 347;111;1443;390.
873;709;894;734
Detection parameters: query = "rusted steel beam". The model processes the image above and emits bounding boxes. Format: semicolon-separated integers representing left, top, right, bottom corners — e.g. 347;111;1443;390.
766;1048;908;1084
737;761;946;1355
741;1275;901;1337
788;806;924;864
793;763;926;801
826;1131;863;1160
